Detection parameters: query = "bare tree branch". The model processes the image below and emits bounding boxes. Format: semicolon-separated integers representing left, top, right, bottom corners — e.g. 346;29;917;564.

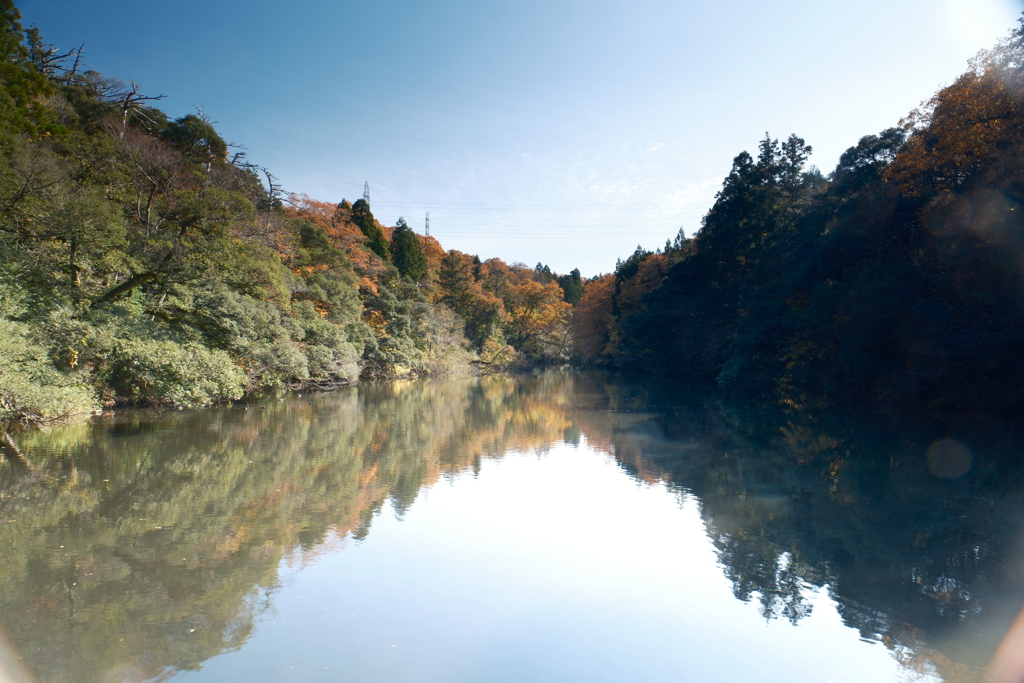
114;81;167;132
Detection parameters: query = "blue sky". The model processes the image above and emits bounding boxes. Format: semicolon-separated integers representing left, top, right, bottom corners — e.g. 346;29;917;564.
24;0;1024;275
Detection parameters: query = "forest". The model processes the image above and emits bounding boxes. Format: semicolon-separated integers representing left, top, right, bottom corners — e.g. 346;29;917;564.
0;0;579;426
3;0;1024;425
574;17;1024;420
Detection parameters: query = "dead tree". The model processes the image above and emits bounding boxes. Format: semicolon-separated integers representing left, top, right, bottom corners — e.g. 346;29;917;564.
115;81;167;134
25;25;77;77
63;45;85;86
260;166;283;215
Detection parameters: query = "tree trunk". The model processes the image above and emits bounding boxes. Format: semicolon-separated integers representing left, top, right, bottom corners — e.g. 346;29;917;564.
91;271;155;307
69;234;80;288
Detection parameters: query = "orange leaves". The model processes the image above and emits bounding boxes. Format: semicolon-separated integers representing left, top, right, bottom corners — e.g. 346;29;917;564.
357;276;379;296
363;309;387;335
285;193;582;362
506;278;571;355
616;253;669;313
419;235;446;277
286;194;333;229
572;274;616;364
885;42;1024;197
434;249;574;358
571;253;672;365
286;194;387;276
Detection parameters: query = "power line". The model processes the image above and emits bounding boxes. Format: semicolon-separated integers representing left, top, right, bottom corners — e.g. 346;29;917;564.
415;219;696;224
371;200;712;209
429;228;685;233
325;176;718;184
430;231;682;236
426;235;682;240
423;227;700;235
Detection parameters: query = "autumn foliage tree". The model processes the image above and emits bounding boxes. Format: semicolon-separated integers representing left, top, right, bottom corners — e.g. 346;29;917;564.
571;274;616;365
437;250;505;349
589;15;1024;418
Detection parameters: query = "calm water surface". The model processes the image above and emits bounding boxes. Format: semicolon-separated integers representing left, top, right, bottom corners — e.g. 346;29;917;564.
2;373;1023;682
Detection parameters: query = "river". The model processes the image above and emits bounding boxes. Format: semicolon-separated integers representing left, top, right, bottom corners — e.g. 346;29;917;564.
1;372;1022;682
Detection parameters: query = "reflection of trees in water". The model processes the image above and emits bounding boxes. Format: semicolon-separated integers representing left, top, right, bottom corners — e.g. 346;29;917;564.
581;378;1024;683
2;372;1022;682
0;376;574;683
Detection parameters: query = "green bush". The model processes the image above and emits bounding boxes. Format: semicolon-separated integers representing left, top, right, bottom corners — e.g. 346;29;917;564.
422;305;474;376
107;338;245;408
0;320;98;424
236;338;309;388
294;300;365;382
306;342;361;382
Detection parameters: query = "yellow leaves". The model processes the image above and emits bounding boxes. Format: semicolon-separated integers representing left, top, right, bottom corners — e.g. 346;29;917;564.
478;339;517;367
363;309;387;335
885;57;1024;196
780;335;822;370
506;279;571;353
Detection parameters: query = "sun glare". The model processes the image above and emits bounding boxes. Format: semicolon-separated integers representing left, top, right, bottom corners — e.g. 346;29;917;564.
941;0;1022;56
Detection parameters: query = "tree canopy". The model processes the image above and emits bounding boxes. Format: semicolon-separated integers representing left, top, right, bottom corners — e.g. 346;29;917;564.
6;0;1024;426
391;216;428;282
574;15;1024;420
0;4;587;426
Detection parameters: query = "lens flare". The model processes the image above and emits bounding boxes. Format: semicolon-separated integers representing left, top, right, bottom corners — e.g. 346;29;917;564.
926;438;973;479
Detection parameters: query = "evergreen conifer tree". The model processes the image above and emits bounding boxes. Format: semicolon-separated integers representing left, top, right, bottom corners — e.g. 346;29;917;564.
391;217;428;282
557;268;584;305
351;198;389;261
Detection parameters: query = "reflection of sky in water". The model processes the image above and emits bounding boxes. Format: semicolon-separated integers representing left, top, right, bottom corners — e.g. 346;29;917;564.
3;374;1020;682
176;442;924;683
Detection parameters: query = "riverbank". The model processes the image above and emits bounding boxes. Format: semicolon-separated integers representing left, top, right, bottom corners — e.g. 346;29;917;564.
0;324;562;433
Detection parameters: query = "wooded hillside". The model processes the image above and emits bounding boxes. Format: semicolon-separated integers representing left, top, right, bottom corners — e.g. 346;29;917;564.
0;0;579;425
5;0;1024;425
579;17;1024;419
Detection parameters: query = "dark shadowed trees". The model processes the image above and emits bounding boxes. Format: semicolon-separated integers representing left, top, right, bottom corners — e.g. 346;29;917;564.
351;198;389;261
391;217;428;282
